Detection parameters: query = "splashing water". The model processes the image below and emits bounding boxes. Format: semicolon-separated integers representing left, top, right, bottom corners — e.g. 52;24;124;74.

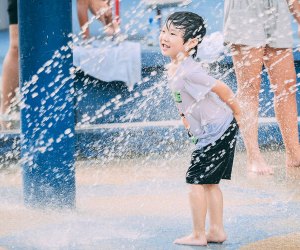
1;1;300;247
1;0;299;167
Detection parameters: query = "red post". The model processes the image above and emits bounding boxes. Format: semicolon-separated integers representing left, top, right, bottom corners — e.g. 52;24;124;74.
115;0;120;22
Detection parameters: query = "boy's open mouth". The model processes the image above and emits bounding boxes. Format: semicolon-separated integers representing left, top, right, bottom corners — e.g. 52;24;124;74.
161;43;170;49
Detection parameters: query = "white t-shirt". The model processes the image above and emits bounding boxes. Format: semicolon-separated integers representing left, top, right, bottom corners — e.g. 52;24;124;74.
167;57;234;148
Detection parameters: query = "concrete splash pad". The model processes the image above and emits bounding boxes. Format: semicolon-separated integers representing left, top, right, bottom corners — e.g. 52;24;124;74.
241;233;300;250
0;150;300;249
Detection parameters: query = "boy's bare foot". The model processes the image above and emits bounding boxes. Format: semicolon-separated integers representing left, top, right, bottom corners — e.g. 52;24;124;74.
173;234;207;246
247;156;274;175
206;230;227;243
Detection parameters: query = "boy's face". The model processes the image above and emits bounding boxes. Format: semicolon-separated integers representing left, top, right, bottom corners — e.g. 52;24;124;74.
159;22;187;60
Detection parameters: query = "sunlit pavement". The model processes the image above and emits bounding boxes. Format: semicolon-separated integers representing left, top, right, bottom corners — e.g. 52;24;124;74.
0;149;300;249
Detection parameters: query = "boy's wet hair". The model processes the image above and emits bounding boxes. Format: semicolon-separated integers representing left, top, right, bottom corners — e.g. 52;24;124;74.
165;11;206;58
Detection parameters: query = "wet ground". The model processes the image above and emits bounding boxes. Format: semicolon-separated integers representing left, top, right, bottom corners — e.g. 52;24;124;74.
0;149;300;249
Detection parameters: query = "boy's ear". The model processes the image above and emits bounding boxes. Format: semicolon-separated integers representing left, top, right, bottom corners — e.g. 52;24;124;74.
185;38;199;51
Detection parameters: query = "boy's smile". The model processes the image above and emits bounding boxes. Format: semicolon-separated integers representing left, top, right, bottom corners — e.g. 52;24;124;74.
161;43;170;51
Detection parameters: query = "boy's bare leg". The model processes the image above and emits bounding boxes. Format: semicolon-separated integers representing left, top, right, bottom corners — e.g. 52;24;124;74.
174;184;207;246
231;45;273;174
205;184;227;243
1;25;19;130
264;47;300;168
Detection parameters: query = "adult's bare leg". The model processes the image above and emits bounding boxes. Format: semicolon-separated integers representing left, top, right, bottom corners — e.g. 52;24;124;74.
1;25;19;129
231;45;273;174
263;47;300;167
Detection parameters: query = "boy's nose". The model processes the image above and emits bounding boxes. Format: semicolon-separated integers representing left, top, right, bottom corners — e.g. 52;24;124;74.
160;33;169;42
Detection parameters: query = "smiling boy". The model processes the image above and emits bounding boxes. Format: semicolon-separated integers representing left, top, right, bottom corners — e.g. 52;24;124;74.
159;12;242;246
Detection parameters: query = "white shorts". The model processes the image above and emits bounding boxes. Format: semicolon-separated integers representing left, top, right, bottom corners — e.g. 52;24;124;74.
223;0;293;48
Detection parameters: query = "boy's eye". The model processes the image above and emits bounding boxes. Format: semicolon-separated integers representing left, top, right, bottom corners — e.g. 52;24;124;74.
170;32;176;36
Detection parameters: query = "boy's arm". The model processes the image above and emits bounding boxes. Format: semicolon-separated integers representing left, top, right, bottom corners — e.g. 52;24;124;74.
211;80;242;126
77;0;90;38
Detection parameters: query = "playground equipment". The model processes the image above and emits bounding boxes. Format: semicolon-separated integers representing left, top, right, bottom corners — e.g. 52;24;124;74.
19;0;75;208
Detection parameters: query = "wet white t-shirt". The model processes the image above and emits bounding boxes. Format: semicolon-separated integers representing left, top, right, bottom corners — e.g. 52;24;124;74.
167;57;234;148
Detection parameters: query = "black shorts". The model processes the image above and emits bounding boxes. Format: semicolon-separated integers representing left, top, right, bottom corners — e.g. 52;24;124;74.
7;0;18;25
186;119;239;185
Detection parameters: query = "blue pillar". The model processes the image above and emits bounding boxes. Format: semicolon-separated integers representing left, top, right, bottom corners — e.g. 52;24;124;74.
19;0;75;208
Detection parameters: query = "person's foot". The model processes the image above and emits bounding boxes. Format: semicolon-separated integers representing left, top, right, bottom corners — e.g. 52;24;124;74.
286;166;300;180
173;234;207;246
206;229;227;243
287;159;300;168
247;155;274;175
286;147;300;168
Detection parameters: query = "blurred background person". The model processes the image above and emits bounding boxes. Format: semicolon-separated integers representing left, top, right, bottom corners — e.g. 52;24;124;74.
0;0;19;130
224;0;300;173
77;0;119;38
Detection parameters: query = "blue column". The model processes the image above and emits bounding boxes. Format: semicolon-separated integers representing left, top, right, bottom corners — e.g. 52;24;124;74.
19;0;75;208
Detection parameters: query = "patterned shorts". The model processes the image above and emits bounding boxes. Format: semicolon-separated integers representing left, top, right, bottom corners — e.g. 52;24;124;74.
186;119;239;185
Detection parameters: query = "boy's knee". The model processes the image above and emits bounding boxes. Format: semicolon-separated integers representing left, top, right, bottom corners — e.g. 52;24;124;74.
189;184;204;194
204;184;218;190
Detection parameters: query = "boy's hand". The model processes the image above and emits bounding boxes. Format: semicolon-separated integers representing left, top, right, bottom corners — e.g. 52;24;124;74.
211;81;243;127
181;116;190;129
233;112;243;128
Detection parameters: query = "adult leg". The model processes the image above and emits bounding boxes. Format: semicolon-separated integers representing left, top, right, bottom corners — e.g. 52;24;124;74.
205;184;227;243
1;24;19;129
263;47;300;167
174;184;207;246
231;45;273;174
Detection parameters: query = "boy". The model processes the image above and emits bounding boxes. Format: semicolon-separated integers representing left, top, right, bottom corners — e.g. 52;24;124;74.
159;12;242;246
